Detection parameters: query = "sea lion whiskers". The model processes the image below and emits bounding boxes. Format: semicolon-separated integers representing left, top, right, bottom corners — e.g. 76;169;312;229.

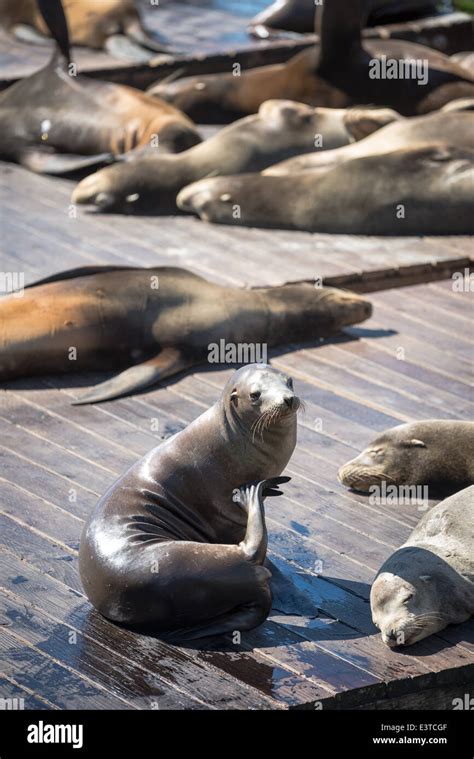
251;398;300;443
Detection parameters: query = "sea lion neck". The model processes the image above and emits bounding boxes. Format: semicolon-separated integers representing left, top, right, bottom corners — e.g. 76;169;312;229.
315;0;363;71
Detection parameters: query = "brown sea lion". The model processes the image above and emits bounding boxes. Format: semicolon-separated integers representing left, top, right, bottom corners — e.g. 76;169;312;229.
177;143;474;235
79;364;299;639
339;421;474;497
0;0;200;174
0;265;372;405
149;0;474;121
71;100;400;210
0;0;172;61
451;51;474;77
371;486;474;647
265;110;474;174
249;0;438;39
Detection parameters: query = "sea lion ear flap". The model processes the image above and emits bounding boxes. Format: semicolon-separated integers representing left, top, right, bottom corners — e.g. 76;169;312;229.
419;575;432;582
403;439;427;449
230;390;238;405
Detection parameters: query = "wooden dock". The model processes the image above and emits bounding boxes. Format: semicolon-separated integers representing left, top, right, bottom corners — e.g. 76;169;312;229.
0;158;473;710
0;2;472;89
0;0;473;712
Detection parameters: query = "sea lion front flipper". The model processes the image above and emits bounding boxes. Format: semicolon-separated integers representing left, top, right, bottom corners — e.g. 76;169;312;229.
343;108;402;142
18;149;114;176
72;347;195;405
104;34;155;63
316;0;364;70
12;24;52;47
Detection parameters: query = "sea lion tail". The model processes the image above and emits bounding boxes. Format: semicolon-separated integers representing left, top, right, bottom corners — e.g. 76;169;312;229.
36;0;71;64
72;347;194;405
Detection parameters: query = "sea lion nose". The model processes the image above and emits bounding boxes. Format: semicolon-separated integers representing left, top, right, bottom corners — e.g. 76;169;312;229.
283;396;294;408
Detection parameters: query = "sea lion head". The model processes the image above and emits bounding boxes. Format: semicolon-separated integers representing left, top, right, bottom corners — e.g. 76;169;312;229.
223;363;300;438
338;423;430;493
148;73;243;122
261;282;372;341
371;546;467;647
257;99;338;144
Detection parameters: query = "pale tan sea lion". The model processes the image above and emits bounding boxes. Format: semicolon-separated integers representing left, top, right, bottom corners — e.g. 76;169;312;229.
371;486;474;647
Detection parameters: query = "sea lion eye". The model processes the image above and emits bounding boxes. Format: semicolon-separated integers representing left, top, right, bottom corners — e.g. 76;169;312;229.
287;378;293;389
250;391;261;401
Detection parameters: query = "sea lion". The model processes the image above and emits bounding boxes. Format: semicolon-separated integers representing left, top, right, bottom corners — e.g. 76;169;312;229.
79;364;299;638
0;0;172;61
0;265;372;405
149;0;474;121
71;100;400;210
371;485;474;647
265;110;474;174
339;421;474;497
0;0;200;174
451;51;474;77
177;142;474;235
249;0;438;39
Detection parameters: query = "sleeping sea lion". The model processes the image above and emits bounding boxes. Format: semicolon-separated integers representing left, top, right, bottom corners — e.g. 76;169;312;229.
265;110;474;174
149;0;474;121
176;143;474;235
339;421;474;497
79;364;299;639
0;0;200;174
0;0;172;62
71;100;400;211
0;265;372;405
371;486;474;647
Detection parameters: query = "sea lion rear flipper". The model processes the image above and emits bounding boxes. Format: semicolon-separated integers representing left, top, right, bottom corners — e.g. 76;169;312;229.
124;19;176;55
72;348;195;405
12;24;52;47
18;149;114;176
104;35;156;63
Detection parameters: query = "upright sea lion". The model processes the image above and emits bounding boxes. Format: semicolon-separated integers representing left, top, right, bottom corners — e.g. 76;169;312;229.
0;0;200;174
265;110;474;174
71;100;400;210
0;265;372;404
338;421;474;496
249;0;438;39
371;485;474;647
150;0;474;120
0;0;172;61
177;143;474;235
79;364;299;638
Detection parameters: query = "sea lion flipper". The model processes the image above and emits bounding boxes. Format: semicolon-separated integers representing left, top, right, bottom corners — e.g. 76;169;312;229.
12;24;52;47
104;35;156;63
124;19;175;55
316;0;363;69
18;149;114;176
72;348;194;405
